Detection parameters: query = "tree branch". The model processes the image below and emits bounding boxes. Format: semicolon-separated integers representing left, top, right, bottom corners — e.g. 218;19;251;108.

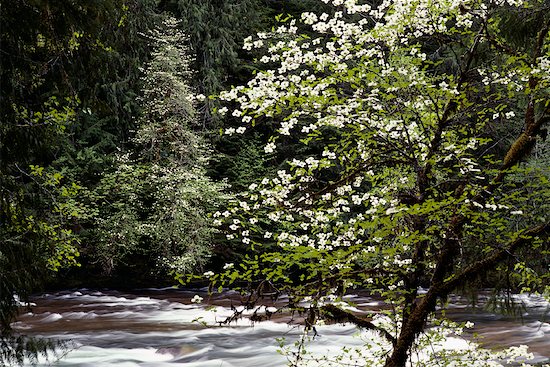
420;20;488;194
320;304;397;346
435;221;550;295
482;19;550;190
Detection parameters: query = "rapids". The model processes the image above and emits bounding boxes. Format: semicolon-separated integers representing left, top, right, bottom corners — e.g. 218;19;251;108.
12;289;550;366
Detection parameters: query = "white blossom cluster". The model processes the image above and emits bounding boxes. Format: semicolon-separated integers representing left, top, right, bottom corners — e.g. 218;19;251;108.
213;0;546;281
281;314;536;367
212;0;547;364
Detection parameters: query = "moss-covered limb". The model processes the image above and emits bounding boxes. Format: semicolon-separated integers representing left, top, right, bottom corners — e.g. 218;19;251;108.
498;19;550;173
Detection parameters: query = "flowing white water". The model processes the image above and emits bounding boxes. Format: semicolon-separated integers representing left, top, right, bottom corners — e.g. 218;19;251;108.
13;289;550;366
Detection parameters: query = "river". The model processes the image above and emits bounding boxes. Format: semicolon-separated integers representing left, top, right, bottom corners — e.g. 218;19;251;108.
12;288;550;366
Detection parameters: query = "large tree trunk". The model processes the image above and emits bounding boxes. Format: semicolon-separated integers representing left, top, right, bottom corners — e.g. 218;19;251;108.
383;293;436;367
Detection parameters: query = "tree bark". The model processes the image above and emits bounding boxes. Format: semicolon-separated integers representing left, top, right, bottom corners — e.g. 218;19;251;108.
382;222;549;367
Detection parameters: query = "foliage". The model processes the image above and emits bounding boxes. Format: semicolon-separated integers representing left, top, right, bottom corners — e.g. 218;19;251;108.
0;94;83;366
162;0;264;126
81;17;226;278
277;317;535;367
164;0;335;193
204;1;550;366
210;133;276;192
0;161;82;365
0;0;156;362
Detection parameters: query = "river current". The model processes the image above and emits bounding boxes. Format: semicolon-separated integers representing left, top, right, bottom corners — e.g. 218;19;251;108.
12;288;550;366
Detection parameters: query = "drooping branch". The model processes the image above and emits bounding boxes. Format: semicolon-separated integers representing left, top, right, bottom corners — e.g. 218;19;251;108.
320;304;397;346
436;221;550;295
488;103;549;189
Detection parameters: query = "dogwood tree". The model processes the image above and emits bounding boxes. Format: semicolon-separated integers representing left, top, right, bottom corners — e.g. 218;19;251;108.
210;1;549;366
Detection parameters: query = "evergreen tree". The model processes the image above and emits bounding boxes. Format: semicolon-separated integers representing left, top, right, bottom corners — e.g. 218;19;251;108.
81;16;226;280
